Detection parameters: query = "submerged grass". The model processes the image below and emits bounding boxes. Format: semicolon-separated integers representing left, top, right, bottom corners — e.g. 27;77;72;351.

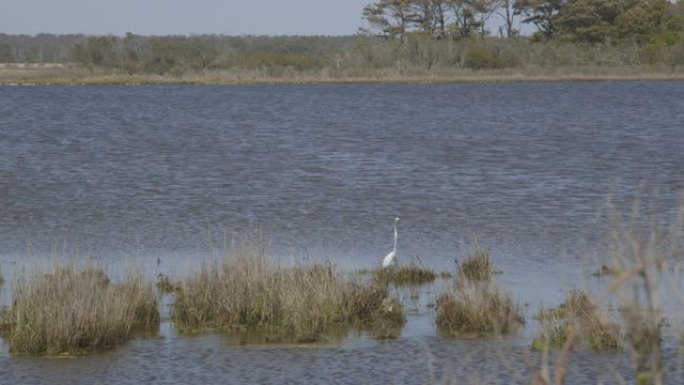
172;240;404;342
1;264;159;355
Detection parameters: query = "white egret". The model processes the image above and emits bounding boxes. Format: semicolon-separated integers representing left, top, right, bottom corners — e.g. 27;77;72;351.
382;217;400;268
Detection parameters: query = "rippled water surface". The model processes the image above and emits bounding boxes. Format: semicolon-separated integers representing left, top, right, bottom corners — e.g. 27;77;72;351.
1;82;684;384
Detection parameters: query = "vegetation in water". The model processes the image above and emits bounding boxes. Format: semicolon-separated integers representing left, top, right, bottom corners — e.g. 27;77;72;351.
1;264;159;355
372;263;437;285
437;248;523;337
172;239;404;342
532;289;620;351
590;264;618;277
155;273;180;294
458;246;498;282
436;279;524;337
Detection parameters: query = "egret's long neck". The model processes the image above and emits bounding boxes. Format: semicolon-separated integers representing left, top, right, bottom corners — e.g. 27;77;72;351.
393;223;398;253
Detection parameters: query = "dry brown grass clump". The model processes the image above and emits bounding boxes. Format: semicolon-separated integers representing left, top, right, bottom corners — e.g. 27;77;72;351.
459;247;496;282
436;280;524;337
172;240;405;342
532;289;620;351
1;264;159;355
437;246;522;337
372;263;437;285
342;281;405;339
155;273;181;294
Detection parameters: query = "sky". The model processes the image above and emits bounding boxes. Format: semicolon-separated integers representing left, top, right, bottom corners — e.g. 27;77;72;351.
1;0;372;36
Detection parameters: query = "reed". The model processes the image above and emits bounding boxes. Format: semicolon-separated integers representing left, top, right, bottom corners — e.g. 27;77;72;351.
436;279;524;337
532;289;620;351
532;201;683;385
372;263;437;285
459;247;495;282
172;240;405;342
155;273;180;294
342;281;405;336
2;264;159;355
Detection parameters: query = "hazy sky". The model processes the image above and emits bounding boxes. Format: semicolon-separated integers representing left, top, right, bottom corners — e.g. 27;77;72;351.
2;0;372;36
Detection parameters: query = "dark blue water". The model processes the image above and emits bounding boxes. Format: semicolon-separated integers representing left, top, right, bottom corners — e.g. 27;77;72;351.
2;83;683;265
1;82;684;384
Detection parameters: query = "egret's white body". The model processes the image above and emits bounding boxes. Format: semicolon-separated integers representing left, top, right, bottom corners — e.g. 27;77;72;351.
382;217;400;268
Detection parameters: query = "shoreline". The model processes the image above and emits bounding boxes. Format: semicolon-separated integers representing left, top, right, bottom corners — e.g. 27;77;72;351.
2;65;684;86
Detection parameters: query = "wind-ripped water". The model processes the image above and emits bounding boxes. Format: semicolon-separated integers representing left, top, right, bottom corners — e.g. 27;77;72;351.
1;82;684;384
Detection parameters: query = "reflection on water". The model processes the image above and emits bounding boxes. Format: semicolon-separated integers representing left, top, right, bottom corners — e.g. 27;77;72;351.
1;82;684;384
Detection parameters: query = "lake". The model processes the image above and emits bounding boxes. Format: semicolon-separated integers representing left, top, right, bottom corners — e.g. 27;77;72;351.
1;82;683;384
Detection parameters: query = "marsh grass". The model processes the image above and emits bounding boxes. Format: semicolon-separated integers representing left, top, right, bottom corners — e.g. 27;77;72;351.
155;273;180;294
2;264;159;355
533;201;684;385
532;289;620;351
439;271;453;279
172;241;404;342
436;279;524;337
591;264;618;277
372;263;437;285
342;281;405;339
3;64;684;86
459;247;496;282
437;245;522;337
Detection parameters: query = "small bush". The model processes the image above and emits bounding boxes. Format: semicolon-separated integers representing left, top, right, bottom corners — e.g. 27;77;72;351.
3;264;159;355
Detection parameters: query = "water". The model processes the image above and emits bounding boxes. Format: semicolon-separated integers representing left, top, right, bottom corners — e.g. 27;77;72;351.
1;82;684;384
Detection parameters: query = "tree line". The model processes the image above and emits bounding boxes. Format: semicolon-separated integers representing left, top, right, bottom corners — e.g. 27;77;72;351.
0;1;682;75
361;0;684;43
